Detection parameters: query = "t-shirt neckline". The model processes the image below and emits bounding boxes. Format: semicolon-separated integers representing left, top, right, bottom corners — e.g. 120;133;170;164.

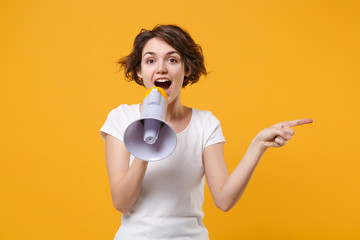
136;103;194;136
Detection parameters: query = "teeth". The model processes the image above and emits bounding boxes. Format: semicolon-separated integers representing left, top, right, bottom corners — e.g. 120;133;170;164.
156;79;170;82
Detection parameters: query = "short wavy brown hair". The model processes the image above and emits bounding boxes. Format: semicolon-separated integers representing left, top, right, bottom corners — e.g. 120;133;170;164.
118;24;207;87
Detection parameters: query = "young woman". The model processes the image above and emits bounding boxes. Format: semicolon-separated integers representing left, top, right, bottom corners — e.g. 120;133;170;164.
100;24;313;239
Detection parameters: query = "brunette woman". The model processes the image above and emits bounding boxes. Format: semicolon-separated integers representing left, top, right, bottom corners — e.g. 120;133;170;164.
100;24;313;240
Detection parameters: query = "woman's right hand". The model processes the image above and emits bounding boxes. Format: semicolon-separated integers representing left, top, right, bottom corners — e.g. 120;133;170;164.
105;134;148;213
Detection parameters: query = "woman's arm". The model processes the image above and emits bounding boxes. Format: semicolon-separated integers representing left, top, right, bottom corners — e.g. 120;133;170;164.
204;119;313;212
104;134;148;213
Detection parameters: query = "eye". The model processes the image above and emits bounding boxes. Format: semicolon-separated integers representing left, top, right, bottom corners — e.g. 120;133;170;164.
146;59;155;64
168;58;178;63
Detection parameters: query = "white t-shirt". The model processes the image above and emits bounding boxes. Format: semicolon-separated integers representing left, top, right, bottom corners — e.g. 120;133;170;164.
100;104;225;240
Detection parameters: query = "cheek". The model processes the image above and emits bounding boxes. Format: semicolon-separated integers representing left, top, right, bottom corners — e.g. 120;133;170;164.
138;66;150;79
141;63;156;75
173;65;186;77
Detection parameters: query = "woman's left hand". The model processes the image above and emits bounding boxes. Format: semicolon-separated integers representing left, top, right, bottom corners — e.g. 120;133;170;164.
254;119;313;149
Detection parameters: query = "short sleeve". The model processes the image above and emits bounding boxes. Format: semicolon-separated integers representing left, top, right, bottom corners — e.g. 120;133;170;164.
203;112;226;148
99;104;140;142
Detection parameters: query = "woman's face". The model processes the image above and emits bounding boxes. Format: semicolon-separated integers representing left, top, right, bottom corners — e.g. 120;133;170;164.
137;37;189;104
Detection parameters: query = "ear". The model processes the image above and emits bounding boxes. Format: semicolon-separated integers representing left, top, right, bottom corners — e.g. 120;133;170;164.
136;69;143;79
185;70;191;77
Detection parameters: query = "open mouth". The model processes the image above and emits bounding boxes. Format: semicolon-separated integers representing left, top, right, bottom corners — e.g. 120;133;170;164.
154;79;172;91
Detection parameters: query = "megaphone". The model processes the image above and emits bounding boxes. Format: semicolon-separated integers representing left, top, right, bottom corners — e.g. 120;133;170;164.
123;87;177;161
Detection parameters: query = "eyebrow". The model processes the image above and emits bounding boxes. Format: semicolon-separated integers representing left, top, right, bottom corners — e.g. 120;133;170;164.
143;51;180;57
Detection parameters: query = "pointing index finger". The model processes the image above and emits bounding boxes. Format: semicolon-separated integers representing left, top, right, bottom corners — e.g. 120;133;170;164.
283;119;313;128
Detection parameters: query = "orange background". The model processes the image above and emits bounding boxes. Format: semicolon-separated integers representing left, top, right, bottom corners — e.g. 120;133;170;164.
1;0;359;239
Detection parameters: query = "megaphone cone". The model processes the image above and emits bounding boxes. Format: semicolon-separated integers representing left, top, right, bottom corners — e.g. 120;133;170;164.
123;87;177;161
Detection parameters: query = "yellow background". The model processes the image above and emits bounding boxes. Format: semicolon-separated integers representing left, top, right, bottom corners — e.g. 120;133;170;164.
1;0;359;239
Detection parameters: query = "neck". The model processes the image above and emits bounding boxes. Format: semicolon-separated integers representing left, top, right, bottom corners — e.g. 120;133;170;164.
165;96;187;123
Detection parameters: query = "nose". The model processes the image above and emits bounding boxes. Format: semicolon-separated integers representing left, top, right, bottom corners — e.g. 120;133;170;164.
156;61;167;74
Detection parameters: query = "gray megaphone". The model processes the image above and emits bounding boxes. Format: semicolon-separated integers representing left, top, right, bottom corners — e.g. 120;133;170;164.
123;87;177;161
